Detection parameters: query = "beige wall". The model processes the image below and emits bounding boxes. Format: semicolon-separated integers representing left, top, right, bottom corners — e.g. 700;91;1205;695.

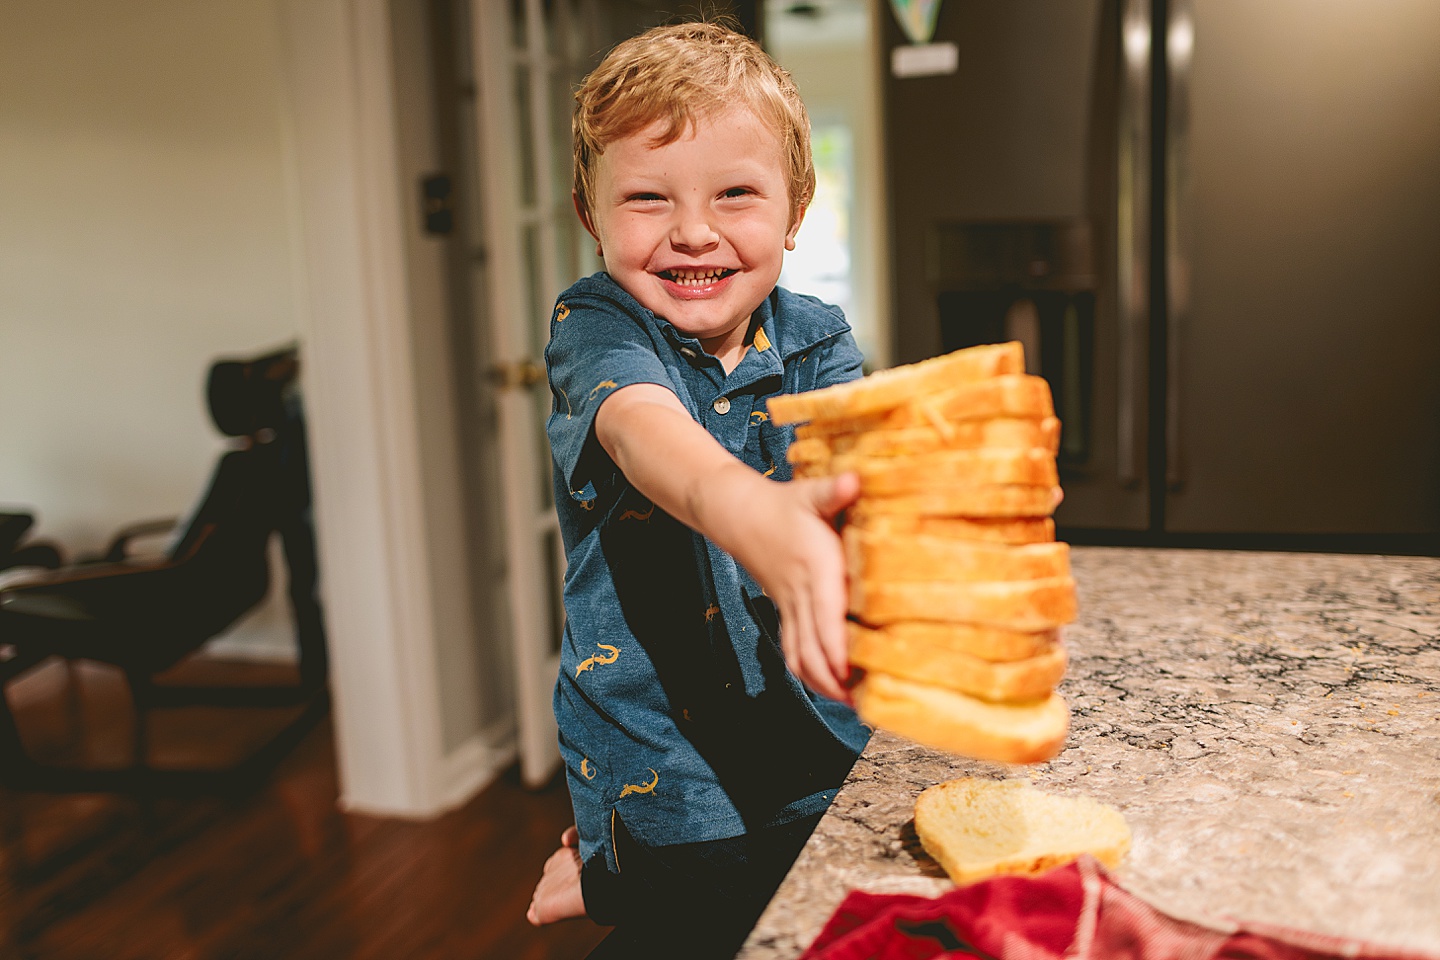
0;0;303;653
768;0;891;369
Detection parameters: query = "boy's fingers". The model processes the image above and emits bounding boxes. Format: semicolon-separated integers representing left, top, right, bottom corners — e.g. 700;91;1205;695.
561;825;578;847
797;600;849;701
799;638;847;702
806;471;860;521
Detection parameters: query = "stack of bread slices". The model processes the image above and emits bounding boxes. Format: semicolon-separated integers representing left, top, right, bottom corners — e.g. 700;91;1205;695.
767;341;1074;765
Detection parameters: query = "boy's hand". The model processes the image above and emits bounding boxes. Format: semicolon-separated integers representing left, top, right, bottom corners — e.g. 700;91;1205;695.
740;471;860;703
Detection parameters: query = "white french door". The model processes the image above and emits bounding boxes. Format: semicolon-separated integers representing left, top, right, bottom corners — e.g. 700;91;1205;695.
468;0;598;787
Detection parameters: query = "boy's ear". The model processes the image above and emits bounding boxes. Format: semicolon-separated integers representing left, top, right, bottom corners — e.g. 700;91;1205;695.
785;203;808;252
573;190;603;256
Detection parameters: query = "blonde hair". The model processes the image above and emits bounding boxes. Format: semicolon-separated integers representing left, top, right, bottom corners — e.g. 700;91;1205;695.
572;21;814;230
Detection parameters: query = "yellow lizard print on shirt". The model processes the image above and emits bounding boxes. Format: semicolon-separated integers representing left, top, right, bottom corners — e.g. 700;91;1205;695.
618;768;659;798
703;604;720;623
580;758;596;780
559;386;573;420
575;643;620;677
763;462;777;477
750;410;770;425
555;302;570;321
753;327;771;352
589;379;618;400
618;502;655;522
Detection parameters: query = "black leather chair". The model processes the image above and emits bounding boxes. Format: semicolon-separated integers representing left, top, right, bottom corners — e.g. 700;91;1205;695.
0;346;328;793
0;512;62;574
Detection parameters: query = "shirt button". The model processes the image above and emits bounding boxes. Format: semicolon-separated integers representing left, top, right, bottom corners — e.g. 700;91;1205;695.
679;347;697;359
713;396;731;415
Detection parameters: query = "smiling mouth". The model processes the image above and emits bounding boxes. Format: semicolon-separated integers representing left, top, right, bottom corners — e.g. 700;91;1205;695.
659;268;737;287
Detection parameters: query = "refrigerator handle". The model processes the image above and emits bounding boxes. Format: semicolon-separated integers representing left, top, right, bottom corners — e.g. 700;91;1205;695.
1117;0;1151;487
1165;0;1193;491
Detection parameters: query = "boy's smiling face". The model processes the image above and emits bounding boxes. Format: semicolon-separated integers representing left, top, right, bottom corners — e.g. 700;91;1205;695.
579;105;804;368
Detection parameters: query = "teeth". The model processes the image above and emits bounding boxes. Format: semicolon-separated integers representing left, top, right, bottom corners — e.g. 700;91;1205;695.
666;268;727;286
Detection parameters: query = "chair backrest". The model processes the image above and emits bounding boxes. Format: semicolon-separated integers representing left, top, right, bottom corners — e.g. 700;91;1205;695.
163;346;315;637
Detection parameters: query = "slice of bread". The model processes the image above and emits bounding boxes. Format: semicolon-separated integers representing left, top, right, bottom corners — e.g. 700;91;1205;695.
844;528;1070;583
766;342;1025;425
855;672;1069;764
847;514;1056;545
791;374;1054;436
890;375;1056;427
848;484;1061;520
850;576;1077;631
849;624;1066;701
789;417;1062;465
848;621;1060;663
913;778;1132;885
851;447;1058;495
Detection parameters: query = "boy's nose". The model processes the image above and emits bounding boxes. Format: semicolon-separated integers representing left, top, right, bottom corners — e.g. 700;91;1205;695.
670;212;719;251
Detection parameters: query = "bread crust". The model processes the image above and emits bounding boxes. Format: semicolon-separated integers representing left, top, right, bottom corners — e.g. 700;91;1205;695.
788;417;1062;465
850;447;1059;494
849;624;1066;701
844;528;1070;583
848;620;1059;662
766;341;1024;424
847;484;1061;519
850;576;1077;631
846;514;1055;545
788;374;1054;433
855;673;1069;764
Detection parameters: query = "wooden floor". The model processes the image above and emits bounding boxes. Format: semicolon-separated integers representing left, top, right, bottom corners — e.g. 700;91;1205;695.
0;659;610;960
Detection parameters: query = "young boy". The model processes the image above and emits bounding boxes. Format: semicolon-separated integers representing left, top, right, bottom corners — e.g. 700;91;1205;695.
527;21;869;956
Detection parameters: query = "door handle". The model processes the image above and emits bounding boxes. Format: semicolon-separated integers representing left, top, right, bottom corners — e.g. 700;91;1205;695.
1165;0;1194;491
491;359;546;390
1116;0;1151;488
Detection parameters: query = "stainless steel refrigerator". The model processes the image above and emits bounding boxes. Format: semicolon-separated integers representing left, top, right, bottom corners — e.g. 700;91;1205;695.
880;0;1440;552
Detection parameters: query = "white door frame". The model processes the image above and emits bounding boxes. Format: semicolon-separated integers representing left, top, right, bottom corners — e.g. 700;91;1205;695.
276;0;510;816
468;0;577;789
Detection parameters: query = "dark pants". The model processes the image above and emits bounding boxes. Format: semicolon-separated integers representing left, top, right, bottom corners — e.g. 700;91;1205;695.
581;811;824;960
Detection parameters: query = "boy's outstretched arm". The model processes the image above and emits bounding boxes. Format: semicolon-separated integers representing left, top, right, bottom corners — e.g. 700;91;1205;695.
595;383;859;702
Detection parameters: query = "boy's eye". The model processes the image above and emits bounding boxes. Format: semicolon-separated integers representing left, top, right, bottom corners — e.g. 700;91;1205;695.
627;193;665;202
722;187;753;198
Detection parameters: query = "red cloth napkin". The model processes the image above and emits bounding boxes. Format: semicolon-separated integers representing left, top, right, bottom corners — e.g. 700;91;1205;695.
799;856;1431;960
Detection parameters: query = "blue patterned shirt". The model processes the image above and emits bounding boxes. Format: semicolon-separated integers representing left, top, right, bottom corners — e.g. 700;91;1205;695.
545;272;871;870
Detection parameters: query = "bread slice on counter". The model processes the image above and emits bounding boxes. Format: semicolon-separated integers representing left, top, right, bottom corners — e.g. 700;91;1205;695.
849;624;1066;702
766;341;1024;425
913;778;1131;886
855;674;1069;765
851;576;1077;632
844;528;1070;583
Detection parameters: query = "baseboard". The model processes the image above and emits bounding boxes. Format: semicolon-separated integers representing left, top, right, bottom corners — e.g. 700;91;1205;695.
201;634;299;664
438;723;518;813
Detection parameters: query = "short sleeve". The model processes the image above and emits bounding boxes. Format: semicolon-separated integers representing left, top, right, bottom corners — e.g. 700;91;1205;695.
544;293;673;500
807;329;865;391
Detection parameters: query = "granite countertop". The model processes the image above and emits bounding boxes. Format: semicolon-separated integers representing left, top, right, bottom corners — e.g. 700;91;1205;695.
739;547;1440;958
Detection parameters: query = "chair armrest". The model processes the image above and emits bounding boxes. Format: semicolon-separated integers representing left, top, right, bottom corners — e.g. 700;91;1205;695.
92;518;181;563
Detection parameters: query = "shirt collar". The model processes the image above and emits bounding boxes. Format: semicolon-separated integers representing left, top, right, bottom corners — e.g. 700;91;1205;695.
568;272;850;368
